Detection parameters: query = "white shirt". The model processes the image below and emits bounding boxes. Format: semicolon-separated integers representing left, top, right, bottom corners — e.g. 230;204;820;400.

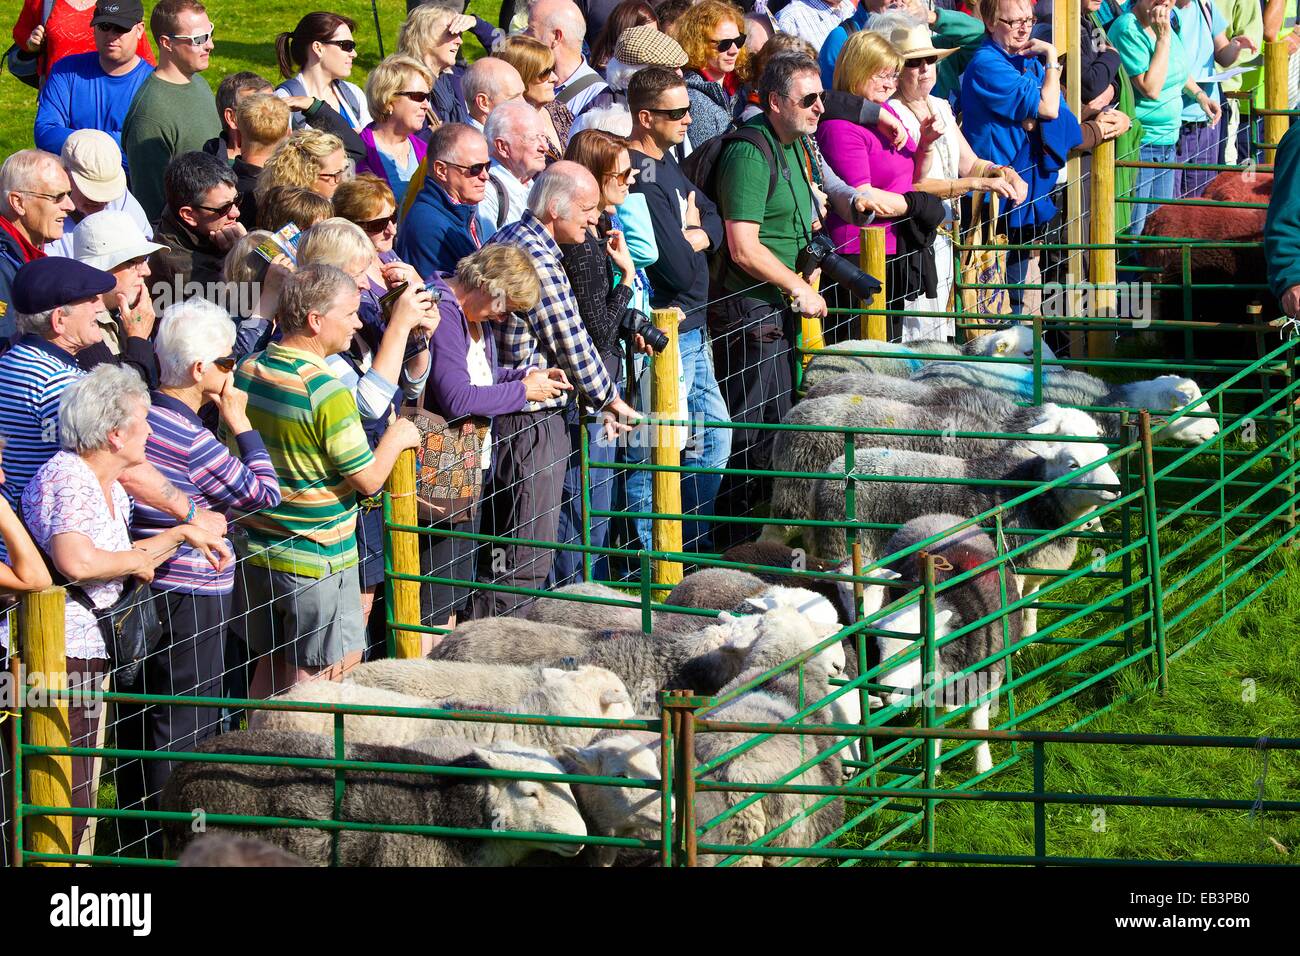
477;160;535;242
553;58;608;117
774;0;858;53
891;96;962;225
466;328;494;469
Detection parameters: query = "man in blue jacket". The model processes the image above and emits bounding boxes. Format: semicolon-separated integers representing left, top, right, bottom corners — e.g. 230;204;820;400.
33;0;154;168
394;123;489;279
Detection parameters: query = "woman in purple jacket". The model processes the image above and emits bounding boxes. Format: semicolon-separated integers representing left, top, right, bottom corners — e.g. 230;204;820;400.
421;244;570;637
357;54;434;208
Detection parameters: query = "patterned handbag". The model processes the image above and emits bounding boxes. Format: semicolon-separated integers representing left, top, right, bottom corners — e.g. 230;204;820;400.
960;194;1013;317
404;408;490;525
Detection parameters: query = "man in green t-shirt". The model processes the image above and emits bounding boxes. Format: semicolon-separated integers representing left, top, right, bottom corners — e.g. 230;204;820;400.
710;51;827;544
122;0;222;222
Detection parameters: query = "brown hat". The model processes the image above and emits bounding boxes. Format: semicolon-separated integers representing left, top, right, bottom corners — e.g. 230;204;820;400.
613;25;688;69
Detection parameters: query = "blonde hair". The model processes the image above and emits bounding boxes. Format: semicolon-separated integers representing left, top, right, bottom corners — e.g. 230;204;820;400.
222;230;275;283
833;30;903;97
235;93;291;150
398;3;459;67
978;0;1032;28
494;34;555;89
365;53;435;120
297;216;374;271
454;244;541;313
257;130;346;199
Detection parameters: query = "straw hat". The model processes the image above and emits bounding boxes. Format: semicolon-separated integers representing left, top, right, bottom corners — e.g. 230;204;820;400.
886;22;957;61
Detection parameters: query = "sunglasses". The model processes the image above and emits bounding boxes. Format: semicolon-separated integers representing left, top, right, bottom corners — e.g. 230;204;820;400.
20;189;72;204
167;29;214;46
441;160;491;177
319;38;357;53
94;22;134;35
358;212;397;233
648;106;690;120
713;35;742;52
396;90;430;103
193;198;238;216
784;91;825;108
213;354;239;372
905;55;940;67
606;167;636;185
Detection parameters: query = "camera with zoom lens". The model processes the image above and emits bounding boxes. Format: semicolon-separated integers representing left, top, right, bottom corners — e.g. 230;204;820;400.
796;233;882;302
619;307;669;354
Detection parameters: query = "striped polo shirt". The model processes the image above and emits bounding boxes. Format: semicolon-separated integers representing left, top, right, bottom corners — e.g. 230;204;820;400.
131;393;283;594
233;342;375;578
0;335;85;511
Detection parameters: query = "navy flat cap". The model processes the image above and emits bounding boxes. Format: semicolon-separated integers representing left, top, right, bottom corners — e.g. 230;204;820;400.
11;257;117;315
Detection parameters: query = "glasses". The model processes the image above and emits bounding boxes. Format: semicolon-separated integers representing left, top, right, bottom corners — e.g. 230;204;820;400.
904;55;940;67
166;28;214;46
997;16;1037;30
19;189;72;203
319;38;357;53
213;354;239;373
193;198;238;216
606;167;637;185
713;35;742;52
358;212;397;234
441;160;491;177
647;106;690;120
94;22;132;35
396;90;430;103
784;91;825;108
317;168;347;184
871;71;900;83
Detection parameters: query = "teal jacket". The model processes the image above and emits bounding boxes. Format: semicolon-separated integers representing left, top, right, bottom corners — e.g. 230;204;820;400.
1265;122;1300;301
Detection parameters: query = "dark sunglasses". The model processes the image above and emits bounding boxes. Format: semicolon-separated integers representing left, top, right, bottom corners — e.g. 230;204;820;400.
648;106;690;120
441;160;491;177
319;38;357;53
713;35;742;52
213;354;239;372
605;167;636;185
785;91;824;108
94;22;133;35
193;198;238;216
396;89;430;103
358;212;397;233
905;55;940;67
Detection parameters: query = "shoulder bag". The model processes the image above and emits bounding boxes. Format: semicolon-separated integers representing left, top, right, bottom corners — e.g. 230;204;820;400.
403;407;490;525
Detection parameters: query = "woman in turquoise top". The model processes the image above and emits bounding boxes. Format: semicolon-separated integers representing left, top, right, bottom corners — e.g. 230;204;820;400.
1108;0;1190;236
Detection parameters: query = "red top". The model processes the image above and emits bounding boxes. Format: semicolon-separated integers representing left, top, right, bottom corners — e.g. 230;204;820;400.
12;0;156;82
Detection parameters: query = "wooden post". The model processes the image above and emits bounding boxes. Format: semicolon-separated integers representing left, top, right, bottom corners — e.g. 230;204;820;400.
1057;0;1086;355
384;448;422;658
22;587;72;865
1090;138;1117;356
1264;40;1289;160
859;226;887;340
651;308;684;589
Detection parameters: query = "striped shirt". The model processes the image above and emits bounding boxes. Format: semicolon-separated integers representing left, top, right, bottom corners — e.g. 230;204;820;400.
775;0;859;52
131;393;282;594
233;342;375;578
489;211;615;412
0;335;85;511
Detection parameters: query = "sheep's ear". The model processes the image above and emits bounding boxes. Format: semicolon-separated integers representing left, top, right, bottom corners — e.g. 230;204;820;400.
600;688;630;710
541;667;570;682
934;609;957;630
470;747;506;771
1024;439;1057;459
721;618;762;654
1024;407;1062;435
562;744;595;773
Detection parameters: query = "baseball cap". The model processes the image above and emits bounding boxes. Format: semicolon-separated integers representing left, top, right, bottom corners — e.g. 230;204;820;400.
61;129;128;205
91;0;145;31
10;258;117;316
613;26;688;69
72;210;167;272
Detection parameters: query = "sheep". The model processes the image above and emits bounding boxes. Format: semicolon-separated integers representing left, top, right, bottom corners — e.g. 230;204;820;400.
802;326;1052;386
871;515;1025;774
347;659;570;710
249;666;634;750
559;730;665;867
160;731;588;866
766;396;1102;544
809;443;1121;626
432;617;605;664
178;833;308;867
660;568;769;631
913;366;1220;444
800;370;1020;418
522;582;649;632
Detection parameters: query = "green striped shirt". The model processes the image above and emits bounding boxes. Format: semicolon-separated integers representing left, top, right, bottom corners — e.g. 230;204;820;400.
233;342;375;577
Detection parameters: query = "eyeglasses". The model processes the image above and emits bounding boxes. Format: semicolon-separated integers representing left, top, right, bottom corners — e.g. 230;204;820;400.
871;71;900;83
19;189;72;203
358;212;397;233
784;91;825;108
713;36;743;52
441;160;491;177
396;90;430;103
647;106;690;120
166;28;214;46
318;38;357;53
317;168;347;184
213;354;239;372
94;22;133;35
997;16;1037;30
193;198;238;216
606;167;637;185
904;55;940;67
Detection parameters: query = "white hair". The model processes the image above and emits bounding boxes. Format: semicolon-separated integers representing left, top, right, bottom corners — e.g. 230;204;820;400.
484;100;540;160
0;149;61;217
569;103;632;138
15;307;57;337
603;56;640;94
155;298;238;388
866;9;925;39
59;365;150;455
527;164;590;219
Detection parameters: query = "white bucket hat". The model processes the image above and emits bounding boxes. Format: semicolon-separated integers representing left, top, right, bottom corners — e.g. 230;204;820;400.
72;209;167;271
61;129;129;204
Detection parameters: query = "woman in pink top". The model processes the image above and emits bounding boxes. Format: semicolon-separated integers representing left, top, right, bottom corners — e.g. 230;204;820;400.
815;30;939;256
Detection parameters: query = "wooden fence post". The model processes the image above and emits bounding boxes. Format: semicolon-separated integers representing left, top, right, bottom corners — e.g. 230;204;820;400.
22;587;72;865
1090;137;1117;356
1264;39;1290;161
651;308;684;589
384;448;422;658
859;226;888;340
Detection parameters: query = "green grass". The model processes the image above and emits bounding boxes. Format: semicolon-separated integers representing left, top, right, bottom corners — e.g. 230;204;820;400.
0;0;501;157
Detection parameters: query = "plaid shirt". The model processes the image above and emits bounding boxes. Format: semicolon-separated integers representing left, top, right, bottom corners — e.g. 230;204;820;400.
488;210;616;412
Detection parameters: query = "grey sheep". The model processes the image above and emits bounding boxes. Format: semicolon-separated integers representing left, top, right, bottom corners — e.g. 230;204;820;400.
660;568;769;631
800;370;1019;418
347;658;569;709
432;617;602;664
161;730;588;865
913;366;1219;444
523;582;649;632
250;666;635;749
802;326;1052;386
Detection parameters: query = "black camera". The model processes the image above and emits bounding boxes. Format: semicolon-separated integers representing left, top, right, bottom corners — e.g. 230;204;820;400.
619;307;668;354
796;233;882;302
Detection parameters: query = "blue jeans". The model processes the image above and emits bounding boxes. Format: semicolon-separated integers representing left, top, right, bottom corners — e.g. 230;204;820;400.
625;326;733;553
551;414;620;587
1129;142;1177;238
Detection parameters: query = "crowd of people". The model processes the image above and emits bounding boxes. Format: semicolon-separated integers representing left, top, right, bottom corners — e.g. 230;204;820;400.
0;0;1281;855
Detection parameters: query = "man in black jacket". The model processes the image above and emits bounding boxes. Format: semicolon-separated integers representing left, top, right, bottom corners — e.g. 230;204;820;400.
623;67;732;553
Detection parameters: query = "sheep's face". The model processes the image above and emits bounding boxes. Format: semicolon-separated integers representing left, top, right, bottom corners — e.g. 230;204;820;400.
737;586;841;631
1025;404;1103;439
563;735;666;837
1124;375;1217;445
834;563;902;621
1044;441;1121;518
542;667;635;719
724;606;847;677
969;326;1056;361
873;604;956;707
476;747;588;857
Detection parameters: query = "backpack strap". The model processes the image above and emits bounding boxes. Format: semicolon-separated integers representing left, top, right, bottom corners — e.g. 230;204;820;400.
490;174;508;228
554;71;606;111
728;125;779;200
334;80;364;126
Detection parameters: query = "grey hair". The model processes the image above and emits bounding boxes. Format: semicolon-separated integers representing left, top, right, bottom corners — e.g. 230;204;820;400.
0;149;62;216
569;104;633;138
866;9;924;39
155;298;237;387
603;56;640;94
15;308;58;337
58;365;150;455
484;100;539;160
428;122;483;164
758;52;819;110
275;263;355;336
526;162;592;219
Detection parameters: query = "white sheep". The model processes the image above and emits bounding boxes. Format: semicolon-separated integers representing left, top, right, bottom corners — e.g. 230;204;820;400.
347;659;571;709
